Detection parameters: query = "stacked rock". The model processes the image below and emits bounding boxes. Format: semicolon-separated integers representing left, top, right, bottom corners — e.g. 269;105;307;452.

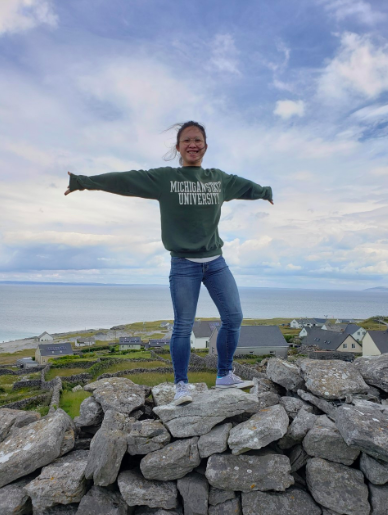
0;354;387;514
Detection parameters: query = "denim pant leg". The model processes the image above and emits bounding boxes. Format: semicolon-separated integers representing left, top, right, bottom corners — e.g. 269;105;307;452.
169;258;202;384
203;257;243;377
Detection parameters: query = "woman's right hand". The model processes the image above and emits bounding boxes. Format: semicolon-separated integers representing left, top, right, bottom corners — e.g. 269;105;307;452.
64;171;72;196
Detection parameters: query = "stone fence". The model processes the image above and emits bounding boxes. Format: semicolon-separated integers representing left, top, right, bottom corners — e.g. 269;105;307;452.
0;365;45;376
308;350;357;362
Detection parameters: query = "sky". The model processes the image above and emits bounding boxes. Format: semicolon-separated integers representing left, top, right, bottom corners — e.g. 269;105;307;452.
1;0;388;290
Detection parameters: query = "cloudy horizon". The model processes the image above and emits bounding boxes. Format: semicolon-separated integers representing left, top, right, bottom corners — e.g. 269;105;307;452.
1;0;388;291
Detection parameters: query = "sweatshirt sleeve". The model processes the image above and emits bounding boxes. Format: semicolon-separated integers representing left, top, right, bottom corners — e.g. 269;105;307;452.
221;171;273;202
68;168;163;200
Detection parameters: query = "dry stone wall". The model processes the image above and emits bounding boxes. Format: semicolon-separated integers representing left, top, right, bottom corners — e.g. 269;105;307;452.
0;354;388;514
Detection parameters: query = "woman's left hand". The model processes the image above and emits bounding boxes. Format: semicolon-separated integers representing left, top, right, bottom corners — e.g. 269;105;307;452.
268;200;274;205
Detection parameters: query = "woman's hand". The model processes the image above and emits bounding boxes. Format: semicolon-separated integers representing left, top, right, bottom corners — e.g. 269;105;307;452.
268;199;274;205
64;171;72;196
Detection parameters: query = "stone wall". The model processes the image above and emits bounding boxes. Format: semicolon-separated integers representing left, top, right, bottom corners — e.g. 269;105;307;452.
0;365;45;376
308;350;358;362
0;392;51;410
1;354;388;514
12;379;42;391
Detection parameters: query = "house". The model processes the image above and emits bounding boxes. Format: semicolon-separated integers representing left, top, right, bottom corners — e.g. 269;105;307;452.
335;319;355;324
75;337;95;347
362;330;388;356
16;358;37;369
209;326;289;358
35;342;74;365
160;322;173;330
190;320;221;349
119;337;142;351
299;327;311;338
148;338;170;349
35;331;53;342
303;328;361;353
322;323;347;332
290;318;327;329
322;323;366;342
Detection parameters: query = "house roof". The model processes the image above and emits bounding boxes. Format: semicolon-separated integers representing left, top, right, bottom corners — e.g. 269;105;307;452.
303;328;357;351
367;331;388;354
119;337;141;344
149;338;170;347
192;320;221;338
344;323;363;335
323;323;347;333
38;342;73;356
236;326;288;348
37;331;52;339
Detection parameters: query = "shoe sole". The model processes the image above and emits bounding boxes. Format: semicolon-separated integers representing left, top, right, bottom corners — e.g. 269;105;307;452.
214;380;254;389
173;395;193;406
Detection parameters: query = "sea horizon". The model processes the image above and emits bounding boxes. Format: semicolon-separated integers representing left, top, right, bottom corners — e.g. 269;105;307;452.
1;283;387;344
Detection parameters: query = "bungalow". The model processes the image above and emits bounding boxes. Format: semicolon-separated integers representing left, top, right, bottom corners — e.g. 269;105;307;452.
190;320;221;349
335;319;355;324
322;323;367;342
209;326;289;358
75;337;95;347
35;332;53;342
119;337;142;351
303;328;361;353
362;330;388;356
35;342;74;365
290;318;327;329
148;338;170;349
322;323;347;332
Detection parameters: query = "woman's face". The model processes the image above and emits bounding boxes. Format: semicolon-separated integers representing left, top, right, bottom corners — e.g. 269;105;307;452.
176;126;207;167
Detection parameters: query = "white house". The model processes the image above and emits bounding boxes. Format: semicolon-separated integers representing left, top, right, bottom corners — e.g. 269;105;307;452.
291;318;327;329
75;337;95;347
36;331;53;342
322;323;366;342
362;330;388;356
190;320;220;349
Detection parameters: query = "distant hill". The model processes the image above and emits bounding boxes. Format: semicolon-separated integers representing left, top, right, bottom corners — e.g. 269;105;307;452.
364;287;388;292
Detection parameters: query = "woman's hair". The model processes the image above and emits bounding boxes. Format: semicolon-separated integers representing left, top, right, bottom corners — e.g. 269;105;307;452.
163;121;207;166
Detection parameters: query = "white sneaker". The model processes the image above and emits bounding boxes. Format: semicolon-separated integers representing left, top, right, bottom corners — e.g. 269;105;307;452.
173;381;193;406
215;370;254;389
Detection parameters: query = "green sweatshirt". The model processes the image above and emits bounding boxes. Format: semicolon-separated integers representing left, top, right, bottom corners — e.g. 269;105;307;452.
69;166;272;258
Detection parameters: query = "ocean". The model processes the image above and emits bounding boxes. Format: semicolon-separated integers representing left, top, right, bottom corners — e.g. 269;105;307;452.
0;283;387;343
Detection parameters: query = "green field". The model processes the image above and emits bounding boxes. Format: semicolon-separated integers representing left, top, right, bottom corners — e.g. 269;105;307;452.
45;367;90;381
59;390;92;418
100;360;169;376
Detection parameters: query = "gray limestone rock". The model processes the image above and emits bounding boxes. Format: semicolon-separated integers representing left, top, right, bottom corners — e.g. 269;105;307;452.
208;487;236;506
153;389;259;438
306;457;370;515
228;404;289;455
299;359;369;400
250;376;283;395
297;389;337;420
133;508;182;515
335;404;388;462
241;488;322;515
140;437;200;481
24;450;88;513
302;415;360;465
118;469;178;510
354;354;388;392
0;476;33;515
198;423;232;458
255;392;281;409
368;484;388;515
208;498;241;515
278;407;317;449
0;408;73;488
151;382;208;406
288;444;309;472
84;377;145;415
74;397;104;428
0;408;40;442
205;453;294;492
359;452;388;485
76;486;133;515
127;420;170;455
177;472;208;515
41;505;79;514
352;399;388;412
266;358;304;391
85;410;132;486
279;396;313;419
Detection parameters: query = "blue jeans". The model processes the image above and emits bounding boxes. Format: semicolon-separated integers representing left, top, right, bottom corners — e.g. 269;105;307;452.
169;256;243;384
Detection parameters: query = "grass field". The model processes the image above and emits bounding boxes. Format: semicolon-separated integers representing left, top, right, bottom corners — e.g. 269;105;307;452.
99;360;169;376
45;367;90;381
360;317;388;331
60;390;91;418
0;348;36;365
0;386;45;407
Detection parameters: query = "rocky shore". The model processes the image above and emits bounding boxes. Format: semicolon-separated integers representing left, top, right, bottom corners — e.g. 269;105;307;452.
0;354;388;514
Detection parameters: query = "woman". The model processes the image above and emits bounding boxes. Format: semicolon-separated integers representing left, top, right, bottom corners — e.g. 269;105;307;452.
65;121;273;405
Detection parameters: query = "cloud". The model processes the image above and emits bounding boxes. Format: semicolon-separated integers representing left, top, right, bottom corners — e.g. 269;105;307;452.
0;0;57;35
209;34;240;75
319;0;383;25
319;33;388;100
274;100;305;119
